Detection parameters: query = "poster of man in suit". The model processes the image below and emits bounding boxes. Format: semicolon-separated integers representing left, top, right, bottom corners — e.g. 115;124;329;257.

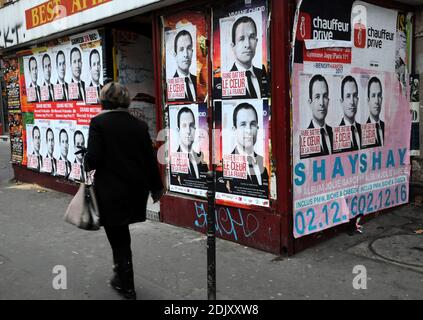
57;127;73;179
27;125;43;172
70;129;88;183
26;56;41;103
364;76;385;148
163;12;209;104
299;74;334;159
165;25;198;103
42;127;57;175
169;104;209;197
86;49;103;104
213;0;269;100
337;76;361;152
215;99;270;207
53;49;69;101
41;54;54;102
69;47;86;102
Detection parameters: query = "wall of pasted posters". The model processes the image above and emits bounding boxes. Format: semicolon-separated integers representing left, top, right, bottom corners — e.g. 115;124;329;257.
162;10;211;198
162;0;274;208
19;29;104;183
292;0;413;238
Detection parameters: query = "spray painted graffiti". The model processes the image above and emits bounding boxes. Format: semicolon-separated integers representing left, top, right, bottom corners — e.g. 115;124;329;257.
194;202;260;241
0;22;24;49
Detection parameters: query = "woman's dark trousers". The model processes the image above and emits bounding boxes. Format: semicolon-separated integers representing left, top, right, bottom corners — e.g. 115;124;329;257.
104;225;136;299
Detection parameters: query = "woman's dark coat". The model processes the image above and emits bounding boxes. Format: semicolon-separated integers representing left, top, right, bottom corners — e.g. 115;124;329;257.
85;111;163;226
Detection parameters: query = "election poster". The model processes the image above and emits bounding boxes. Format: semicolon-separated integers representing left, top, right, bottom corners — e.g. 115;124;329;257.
298;72;387;159
26;123;43;172
163;12;208;104
213;0;269;100
69;126;89;183
20;29;103;180
294;0;353;75
55;121;74;179
292;1;412;239
168;103;209;197
215;99;270;207
351;1;397;72
22;30;104;106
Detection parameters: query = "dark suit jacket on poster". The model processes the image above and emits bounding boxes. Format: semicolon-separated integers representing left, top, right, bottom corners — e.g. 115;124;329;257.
59;156;72;178
71;79;86;102
300;121;334;159
29;83;41;103
170;147;208;186
56;81;69;101
230;63;269;99
42;82;55;102
73;159;85;183
32;152;43;171
365;117;385;148
338;118;362;152
85;111;163;226
226;148;269;189
172;71;197;102
88;83;103;103
45;154;57;175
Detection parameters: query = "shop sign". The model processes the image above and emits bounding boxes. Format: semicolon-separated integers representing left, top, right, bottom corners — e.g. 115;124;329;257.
0;0;159;49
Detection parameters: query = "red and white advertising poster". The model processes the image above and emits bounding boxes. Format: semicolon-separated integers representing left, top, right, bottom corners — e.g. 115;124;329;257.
214;99;271;207
21;29;103;181
292;0;412;239
163;12;208;104
213;0;270;100
168;103;209;198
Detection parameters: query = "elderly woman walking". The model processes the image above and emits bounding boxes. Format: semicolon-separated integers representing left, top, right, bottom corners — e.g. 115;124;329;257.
84;82;164;300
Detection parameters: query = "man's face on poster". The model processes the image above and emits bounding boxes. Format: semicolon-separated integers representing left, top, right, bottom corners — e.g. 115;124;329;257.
71;50;82;80
90;52;101;84
74;133;85;161
60;132;69;158
231;21;258;68
33;128;41;154
309;80;329;124
57;53;66;81
30;59;38;84
341;81;358;123
233;108;258;152
43;56;52;83
47;130;54;156
368;81;383;120
178;111;196;151
174;33;193;75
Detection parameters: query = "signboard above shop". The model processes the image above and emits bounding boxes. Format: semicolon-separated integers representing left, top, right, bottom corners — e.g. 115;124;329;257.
0;0;161;50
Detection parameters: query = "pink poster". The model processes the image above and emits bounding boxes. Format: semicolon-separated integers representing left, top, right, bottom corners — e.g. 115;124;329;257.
292;64;411;238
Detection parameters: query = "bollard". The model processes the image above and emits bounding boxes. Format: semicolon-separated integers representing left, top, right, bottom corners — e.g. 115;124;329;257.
206;170;216;300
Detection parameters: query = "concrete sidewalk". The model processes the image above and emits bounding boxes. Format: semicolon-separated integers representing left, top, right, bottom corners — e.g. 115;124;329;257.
0;139;422;300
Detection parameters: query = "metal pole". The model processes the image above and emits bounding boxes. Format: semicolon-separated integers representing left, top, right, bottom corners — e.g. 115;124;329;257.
206;170;216;300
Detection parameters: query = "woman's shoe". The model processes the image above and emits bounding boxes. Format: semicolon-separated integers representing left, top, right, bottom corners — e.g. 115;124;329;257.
112;259;137;300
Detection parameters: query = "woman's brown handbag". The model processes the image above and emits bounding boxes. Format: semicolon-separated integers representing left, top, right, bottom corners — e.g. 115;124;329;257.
64;174;100;231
